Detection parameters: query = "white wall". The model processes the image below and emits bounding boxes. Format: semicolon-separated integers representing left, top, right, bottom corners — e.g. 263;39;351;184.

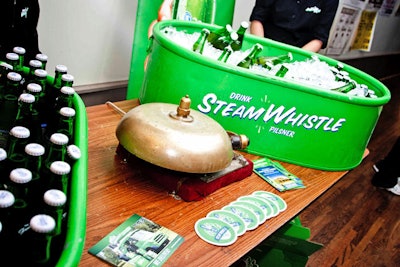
38;0;137;88
37;0;400;89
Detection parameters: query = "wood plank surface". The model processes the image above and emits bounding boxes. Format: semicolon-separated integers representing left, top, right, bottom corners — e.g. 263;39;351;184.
301;75;400;267
78;98;361;267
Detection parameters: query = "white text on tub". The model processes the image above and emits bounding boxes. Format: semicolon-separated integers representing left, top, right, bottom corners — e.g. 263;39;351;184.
197;93;346;132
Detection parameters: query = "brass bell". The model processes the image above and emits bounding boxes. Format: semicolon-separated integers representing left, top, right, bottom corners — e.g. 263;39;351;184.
115;95;234;173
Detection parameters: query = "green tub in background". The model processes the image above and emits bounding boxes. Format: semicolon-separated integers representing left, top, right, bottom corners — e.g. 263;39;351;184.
139;20;391;171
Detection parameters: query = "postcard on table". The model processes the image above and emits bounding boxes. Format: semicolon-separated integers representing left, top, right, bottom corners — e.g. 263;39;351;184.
89;214;184;267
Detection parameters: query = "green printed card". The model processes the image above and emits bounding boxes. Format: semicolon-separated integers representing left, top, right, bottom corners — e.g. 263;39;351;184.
89;214;184;267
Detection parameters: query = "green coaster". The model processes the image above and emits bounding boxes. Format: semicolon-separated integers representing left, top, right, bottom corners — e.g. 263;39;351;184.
253;191;287;212
231;200;266;225
195;217;237;246
238;195;274;220
207;209;246;236
222;204;259;231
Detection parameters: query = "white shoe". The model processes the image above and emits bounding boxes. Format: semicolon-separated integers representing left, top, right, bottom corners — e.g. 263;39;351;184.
386;183;400;196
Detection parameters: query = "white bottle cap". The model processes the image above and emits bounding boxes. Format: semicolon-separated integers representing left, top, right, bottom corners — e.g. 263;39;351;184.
61;74;74;82
26;83;42;93
9;168;32;184
0;190;15;208
30;214;55;233
55;64;68;73
67;145;81;160
7;72;22;82
44;189;67;207
29;59;42;68
6;53;19;61
35;53;48;62
18;93;35;104
34;69;47;78
13;47;26;55
50;133;69;145
60;107;76;118
10;126;30;139
60;86;75;95
0;148;7;161
25;143;45;157
50;161;71;175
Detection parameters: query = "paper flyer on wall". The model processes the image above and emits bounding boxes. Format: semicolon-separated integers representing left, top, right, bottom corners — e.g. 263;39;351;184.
89;214;184;267
379;0;399;16
325;0;367;55
350;9;378;51
324;0;393;55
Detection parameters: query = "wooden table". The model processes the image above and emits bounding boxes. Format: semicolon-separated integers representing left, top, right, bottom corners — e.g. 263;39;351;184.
79;99;356;267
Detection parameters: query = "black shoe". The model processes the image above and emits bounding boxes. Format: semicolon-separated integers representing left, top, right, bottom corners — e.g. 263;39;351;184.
372;160;400;195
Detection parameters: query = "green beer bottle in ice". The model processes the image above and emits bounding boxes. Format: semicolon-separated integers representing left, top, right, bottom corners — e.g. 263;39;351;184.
256;52;293;67
237;43;263;69
218;46;233;63
172;0;216;23
192;28;210;54
231;21;249;52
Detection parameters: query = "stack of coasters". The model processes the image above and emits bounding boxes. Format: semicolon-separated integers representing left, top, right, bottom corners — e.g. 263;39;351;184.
195;191;287;246
116;144;254;201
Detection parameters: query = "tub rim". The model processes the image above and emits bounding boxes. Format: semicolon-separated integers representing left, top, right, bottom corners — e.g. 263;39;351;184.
152;20;391;107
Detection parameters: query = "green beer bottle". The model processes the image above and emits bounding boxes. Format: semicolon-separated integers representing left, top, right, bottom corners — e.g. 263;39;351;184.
24;143;46;201
0;62;13;91
35;53;48;70
0;190;15;255
207;24;233;44
25;59;43;87
192;28;210;54
54;86;75;111
33;69;48;104
172;0;216;23
332;81;356;93
6;126;31;170
43;189;67;236
231;21;249;51
5;53;19;74
25;83;42;108
47;107;76;143
0;72;23;147
66;144;81;168
52;65;68;91
60;73;74;88
275;65;289;78
217;46;233;63
237;43;263;69
43;133;69;168
0;149;8;188
12;47;26;77
256;52;293;67
48;64;68;107
47;161;71;195
14;93;43;144
26;214;56;264
208;25;239;50
7;168;33;210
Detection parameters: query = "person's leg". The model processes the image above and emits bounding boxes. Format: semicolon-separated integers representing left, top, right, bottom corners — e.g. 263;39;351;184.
371;137;400;195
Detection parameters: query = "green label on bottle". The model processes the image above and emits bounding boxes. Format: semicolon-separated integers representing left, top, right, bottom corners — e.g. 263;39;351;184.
173;0;216;23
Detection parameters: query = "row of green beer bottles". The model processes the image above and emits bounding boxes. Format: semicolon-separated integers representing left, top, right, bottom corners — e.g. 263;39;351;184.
192;21;249;54
0;75;76;148
0;46;76;147
1;128;80;184
0;187;67;265
0;46;79;264
0;134;80;264
190;25;294;77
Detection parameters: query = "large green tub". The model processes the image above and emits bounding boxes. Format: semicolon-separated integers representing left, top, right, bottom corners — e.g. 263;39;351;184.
139;20;391;171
